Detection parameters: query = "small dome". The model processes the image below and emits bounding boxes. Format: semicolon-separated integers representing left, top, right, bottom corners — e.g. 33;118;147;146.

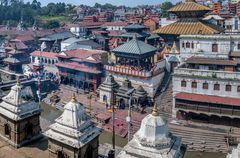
135;113;170;147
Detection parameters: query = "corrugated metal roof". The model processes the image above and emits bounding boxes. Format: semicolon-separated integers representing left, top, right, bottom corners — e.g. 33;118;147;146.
113;37;157;55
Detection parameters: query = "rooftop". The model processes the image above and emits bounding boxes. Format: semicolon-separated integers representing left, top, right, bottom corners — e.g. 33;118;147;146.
113;37;157;55
31;51;58;59
154;20;222;35
176;92;240;107
186;57;238;66
169;0;211;14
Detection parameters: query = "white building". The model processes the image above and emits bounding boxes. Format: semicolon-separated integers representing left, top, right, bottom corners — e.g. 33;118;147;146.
45;94;102;158
179;34;240;61
60;37;85;51
102;22;128;31
117;105;186;158
225;16;240;33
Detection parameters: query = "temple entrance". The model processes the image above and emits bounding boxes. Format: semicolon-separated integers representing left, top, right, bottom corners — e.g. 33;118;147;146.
103;95;107;102
119;98;126;109
25;123;33;139
84;145;93;158
89;83;94;92
4;124;10;137
170;62;178;72
57;150;68;158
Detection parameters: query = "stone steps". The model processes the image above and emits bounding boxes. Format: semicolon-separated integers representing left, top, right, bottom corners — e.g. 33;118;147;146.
169;122;231;153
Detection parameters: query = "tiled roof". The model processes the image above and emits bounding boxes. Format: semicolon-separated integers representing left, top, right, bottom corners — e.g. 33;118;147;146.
31;51;58;59
113;37;157;55
123;24;146;30
39;31;74;41
169;0;211;13
65;40;102;51
154;20;222;35
102;22;128;27
56;62;101;74
186;57;237;66
175;92;240;107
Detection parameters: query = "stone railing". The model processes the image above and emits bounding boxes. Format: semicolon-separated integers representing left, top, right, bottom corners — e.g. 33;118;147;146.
174;68;240;80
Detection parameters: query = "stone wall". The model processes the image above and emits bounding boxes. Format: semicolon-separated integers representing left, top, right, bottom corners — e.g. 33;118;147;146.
48;136;99;158
0;114;41;148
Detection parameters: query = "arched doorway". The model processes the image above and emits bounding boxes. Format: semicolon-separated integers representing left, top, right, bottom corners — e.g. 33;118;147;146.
84;145;93;158
103;95;107;102
25;122;33;139
4;124;10;138
89;83;94;92
57;150;68;158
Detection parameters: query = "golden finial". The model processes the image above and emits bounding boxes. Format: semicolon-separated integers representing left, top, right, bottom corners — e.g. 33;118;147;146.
71;93;77;102
16;76;20;86
172;41;177;49
152;103;158;117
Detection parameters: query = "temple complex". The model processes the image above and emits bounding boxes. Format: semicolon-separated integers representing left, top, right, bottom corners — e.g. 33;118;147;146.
154;0;223;42
117;105;186;158
0;79;42;148
169;33;240;153
56;49;106;92
45;94;102;158
99;75;149;109
106;36;165;98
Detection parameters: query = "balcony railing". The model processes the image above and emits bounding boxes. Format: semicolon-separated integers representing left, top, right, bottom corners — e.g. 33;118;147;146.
174;68;240;80
105;59;165;78
176;102;240;118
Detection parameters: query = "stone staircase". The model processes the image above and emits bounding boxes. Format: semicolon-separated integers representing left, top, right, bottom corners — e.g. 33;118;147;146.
168;121;240;153
155;72;173;118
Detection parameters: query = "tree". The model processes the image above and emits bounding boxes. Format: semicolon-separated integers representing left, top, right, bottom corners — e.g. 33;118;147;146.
161;1;173;18
44;20;60;29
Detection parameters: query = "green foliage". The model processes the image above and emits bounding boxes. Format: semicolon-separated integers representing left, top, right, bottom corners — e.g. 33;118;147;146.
161;1;173;18
94;3;117;10
0;0;75;27
43;20;60;29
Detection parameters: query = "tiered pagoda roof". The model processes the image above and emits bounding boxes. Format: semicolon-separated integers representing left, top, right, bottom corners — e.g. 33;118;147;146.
45;94;101;148
154;0;223;35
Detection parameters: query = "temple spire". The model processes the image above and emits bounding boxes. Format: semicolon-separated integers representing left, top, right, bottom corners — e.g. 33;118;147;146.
71;93;77;102
16;76;20;86
152;103;158;116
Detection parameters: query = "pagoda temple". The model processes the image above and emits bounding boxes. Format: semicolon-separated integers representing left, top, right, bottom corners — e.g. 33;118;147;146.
45;94;102;158
154;0;223;41
3;48;29;73
117;105;186;158
0;79;42;148
106;36;165;98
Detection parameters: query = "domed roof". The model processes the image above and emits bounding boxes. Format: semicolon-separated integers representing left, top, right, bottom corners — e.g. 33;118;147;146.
55;94;87;129
134;105;170;147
